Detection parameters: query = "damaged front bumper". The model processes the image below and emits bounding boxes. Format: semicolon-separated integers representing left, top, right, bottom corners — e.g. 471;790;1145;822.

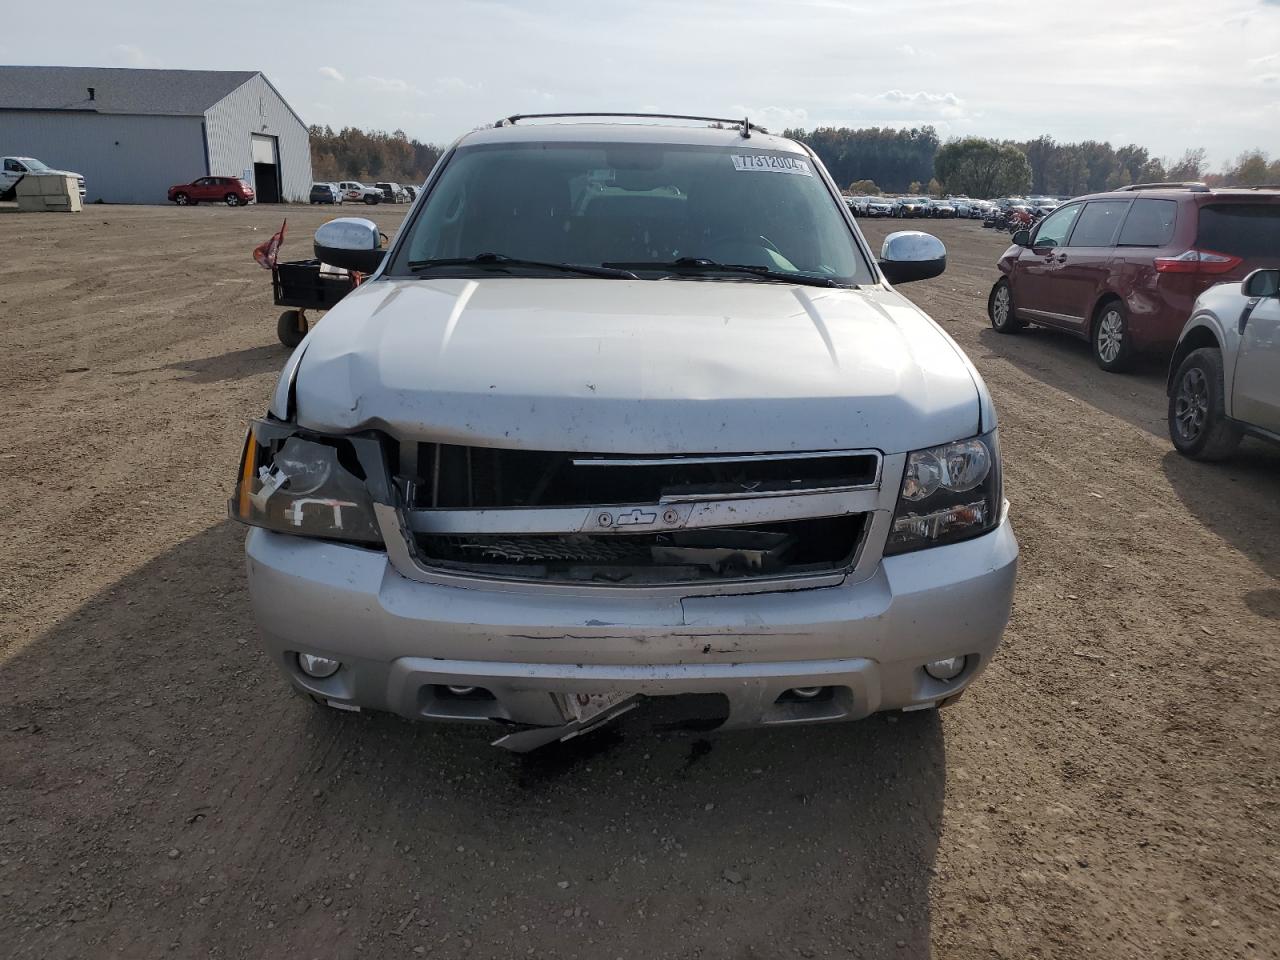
244;514;1018;738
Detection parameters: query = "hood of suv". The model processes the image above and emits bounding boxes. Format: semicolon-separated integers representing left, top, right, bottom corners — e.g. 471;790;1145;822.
291;277;982;454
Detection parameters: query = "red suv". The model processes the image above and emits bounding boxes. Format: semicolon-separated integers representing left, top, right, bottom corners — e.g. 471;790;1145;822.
168;176;255;207
988;184;1280;371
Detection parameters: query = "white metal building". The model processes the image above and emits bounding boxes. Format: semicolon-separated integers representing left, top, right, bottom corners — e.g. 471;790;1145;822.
0;66;312;204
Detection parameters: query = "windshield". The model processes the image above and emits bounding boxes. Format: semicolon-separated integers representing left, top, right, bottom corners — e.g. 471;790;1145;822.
22;158;49;171
387;141;873;285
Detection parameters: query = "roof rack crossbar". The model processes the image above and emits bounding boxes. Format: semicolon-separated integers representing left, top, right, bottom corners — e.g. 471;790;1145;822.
495;112;760;138
1116;181;1210;193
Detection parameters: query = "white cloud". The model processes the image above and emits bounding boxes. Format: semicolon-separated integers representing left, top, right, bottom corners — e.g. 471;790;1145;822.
113;43;153;67
868;90;969;121
729;104;810;131
434;77;482;94
1248;51;1279;64
358;75;424;96
895;44;918;56
318;66;344;83
877;90;963;107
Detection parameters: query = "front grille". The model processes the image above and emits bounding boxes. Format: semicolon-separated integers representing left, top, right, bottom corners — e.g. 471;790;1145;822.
414;515;866;585
405;445;879;509
396;444;879;586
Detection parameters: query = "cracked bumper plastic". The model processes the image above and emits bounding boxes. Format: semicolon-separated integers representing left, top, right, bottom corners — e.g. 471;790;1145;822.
245;519;1017;730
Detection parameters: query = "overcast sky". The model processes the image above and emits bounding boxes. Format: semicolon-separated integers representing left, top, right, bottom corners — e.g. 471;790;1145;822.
3;0;1278;168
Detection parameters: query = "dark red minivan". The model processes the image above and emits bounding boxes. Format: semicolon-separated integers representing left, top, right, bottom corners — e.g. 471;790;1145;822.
988;185;1280;372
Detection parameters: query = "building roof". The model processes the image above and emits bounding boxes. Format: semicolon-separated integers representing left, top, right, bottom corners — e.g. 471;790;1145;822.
0;66;259;116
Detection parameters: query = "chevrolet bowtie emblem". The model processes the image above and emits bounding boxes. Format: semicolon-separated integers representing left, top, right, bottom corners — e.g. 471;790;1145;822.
615;508;658;526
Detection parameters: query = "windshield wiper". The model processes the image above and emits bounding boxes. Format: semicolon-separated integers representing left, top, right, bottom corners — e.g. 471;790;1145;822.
602;257;844;288
408;253;637;280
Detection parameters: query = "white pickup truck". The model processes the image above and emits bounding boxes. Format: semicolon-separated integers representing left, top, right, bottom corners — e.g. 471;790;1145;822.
1;156;86;200
336;180;382;205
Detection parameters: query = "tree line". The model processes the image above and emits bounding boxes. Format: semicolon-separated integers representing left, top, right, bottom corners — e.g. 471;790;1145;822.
785;126;1280;197
309;125;443;184
308;122;1280;199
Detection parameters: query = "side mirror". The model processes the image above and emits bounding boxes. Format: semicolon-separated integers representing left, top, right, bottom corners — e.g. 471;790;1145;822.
878;231;946;284
1011;229;1032;247
1243;268;1280;299
315;217;384;273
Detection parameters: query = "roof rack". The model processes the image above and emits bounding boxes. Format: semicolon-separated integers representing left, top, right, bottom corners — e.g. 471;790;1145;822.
495;112;760;139
1116;181;1210;193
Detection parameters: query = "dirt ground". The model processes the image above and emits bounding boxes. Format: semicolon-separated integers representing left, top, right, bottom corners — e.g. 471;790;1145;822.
1;204;1277;960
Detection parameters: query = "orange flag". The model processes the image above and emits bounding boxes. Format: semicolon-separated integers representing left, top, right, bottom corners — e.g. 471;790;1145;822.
253;219;288;269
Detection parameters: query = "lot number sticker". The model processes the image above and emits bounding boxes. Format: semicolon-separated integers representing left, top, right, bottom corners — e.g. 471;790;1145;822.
732;154;813;176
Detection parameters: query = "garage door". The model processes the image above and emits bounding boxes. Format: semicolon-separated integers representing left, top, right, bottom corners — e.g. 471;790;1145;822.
251;134;277;165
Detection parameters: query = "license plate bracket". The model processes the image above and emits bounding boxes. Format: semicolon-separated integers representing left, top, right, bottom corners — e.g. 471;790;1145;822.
560;690;634;724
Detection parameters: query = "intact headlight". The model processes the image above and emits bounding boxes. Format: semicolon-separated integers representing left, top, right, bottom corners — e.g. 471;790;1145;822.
885;430;1002;555
229;420;384;545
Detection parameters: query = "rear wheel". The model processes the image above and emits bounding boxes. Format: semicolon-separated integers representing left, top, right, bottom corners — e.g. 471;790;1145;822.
988;279;1025;333
1168;348;1242;460
174;192;189;206
1092;301;1135;373
277;309;308;348
224;193;240;207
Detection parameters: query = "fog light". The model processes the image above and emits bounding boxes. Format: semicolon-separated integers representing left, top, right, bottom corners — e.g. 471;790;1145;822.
298;653;341;678
924;656;966;681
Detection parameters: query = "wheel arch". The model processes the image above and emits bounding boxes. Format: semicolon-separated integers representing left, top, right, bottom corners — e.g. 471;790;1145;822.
1086;292;1125;338
1166;322;1223;396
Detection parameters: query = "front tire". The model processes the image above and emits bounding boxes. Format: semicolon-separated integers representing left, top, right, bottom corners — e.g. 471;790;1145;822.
1168;348;1242;460
277;309;308;348
225;193;240;207
1092;301;1135;373
363;195;379;205
988;279;1024;333
174;192;189;206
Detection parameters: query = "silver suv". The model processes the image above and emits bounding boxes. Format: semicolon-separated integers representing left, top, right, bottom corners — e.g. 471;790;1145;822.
1169;268;1280;459
231;113;1018;750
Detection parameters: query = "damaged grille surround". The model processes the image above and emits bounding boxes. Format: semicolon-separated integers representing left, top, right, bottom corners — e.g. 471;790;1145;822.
381;445;887;587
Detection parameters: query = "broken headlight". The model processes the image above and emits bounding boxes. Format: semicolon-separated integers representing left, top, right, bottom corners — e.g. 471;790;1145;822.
228;421;383;545
884;430;1002;556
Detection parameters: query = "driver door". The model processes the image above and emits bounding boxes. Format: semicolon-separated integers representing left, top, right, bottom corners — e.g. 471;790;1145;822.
2;157;27;193
1013;202;1082;329
1232;290;1280;433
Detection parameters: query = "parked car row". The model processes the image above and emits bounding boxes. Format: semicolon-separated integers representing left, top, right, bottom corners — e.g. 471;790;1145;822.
980;197;1063;233
847;194;1016;220
163;177;422;207
374;181;414;203
984;181;1279;461
327;180;417;204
